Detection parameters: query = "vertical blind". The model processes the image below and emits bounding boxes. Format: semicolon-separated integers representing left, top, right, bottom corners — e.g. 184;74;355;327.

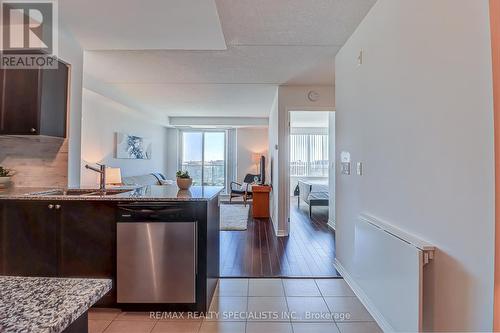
290;134;329;177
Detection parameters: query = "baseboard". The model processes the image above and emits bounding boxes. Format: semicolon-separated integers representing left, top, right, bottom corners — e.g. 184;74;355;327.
334;259;393;332
276;230;288;237
327;219;336;230
269;216;288;237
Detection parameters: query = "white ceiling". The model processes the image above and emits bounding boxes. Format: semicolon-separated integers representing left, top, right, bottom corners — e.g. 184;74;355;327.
59;0;226;50
63;0;377;120
84;46;338;85
216;0;377;46
107;83;278;118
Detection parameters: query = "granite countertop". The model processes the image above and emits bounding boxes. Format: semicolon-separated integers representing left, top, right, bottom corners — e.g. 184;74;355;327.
0;184;224;201
0;276;111;333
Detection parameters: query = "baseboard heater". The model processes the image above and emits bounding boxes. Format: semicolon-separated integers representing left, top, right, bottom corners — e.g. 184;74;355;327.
334;213;435;332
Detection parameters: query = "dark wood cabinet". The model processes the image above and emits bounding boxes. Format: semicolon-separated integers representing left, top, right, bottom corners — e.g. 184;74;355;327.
0;197;221;310
40;64;69;137
0;201;115;282
0;69;41;135
0;201;58;276
59;202;116;306
59;202;115;278
0;61;69;137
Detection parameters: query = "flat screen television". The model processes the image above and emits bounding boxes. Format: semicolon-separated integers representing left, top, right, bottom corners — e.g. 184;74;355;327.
260;155;266;184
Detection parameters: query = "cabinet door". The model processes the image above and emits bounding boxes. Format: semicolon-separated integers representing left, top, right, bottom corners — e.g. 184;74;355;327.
0;69;41;135
40;61;68;137
59;202;115;278
0;201;58;276
60;202;116;305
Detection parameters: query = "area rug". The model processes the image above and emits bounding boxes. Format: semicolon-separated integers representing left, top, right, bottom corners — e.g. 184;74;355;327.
220;204;249;231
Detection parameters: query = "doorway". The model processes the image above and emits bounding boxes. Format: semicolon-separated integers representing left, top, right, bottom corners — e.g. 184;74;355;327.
289;111;335;223
287;110;336;275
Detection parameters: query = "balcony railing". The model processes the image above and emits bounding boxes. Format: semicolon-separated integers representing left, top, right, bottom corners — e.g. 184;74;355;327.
181;162;225;186
290;160;329;177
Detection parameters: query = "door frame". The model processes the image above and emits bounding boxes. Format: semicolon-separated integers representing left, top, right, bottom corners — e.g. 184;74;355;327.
282;108;335;236
490;0;500;329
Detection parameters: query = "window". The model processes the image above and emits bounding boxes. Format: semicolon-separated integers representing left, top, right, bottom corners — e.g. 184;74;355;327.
290;134;328;177
180;131;226;187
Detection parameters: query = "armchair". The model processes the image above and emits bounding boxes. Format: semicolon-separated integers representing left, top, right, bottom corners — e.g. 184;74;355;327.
230;174;260;206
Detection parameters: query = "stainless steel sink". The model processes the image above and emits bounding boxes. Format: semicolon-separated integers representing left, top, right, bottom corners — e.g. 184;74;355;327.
29;189;133;196
86;189;133;196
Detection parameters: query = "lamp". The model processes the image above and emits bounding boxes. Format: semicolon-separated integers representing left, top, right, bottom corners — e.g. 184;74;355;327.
106;167;122;185
252;153;261;173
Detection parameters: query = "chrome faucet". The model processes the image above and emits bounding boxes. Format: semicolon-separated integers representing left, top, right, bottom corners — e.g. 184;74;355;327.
85;163;106;190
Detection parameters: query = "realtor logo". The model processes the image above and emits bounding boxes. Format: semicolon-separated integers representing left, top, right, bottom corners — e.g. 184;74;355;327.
0;0;58;69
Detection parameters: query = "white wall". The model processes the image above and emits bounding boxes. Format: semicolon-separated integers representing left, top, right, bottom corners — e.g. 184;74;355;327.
236;127;269;181
335;0;494;330
276;85;335;235
59;28;84;187
268;91;279;232
80;89;167;186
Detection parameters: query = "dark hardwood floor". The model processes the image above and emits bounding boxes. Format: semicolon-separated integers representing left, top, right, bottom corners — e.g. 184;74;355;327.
220;198;339;278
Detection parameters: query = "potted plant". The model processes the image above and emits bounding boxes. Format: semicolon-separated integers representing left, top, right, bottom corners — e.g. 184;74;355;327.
176;170;193;190
0;166;13;189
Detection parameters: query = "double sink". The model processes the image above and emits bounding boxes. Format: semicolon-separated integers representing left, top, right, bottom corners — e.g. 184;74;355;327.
29;188;133;197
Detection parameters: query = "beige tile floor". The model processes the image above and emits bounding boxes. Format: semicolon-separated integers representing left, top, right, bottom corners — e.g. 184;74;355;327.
89;279;382;333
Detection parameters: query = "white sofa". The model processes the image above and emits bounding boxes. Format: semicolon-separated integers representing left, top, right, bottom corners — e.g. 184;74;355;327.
122;173;166;186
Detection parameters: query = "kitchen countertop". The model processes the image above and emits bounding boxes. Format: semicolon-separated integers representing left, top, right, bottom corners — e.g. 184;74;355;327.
0;276;111;333
0;184;224;201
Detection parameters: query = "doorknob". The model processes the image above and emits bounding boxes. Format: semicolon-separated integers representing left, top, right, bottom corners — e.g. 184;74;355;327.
48;204;54;210
55;204;61;210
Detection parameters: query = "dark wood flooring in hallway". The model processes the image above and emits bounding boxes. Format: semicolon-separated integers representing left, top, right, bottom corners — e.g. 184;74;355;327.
220;199;339;278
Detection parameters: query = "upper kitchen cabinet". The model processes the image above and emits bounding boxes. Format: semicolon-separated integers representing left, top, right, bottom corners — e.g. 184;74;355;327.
0;60;69;137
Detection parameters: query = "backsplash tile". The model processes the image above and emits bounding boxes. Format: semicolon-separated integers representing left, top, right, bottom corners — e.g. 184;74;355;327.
0;135;68;187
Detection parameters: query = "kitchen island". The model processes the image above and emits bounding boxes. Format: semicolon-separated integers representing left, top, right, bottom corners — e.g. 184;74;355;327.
0;276;111;333
0;185;222;313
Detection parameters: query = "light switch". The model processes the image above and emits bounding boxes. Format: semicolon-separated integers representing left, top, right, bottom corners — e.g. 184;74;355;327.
340;151;351;176
358;49;363;66
341;162;351;175
356;162;363;176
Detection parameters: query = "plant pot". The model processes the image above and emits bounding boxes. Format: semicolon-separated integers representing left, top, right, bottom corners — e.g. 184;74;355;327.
176;177;193;190
0;176;12;189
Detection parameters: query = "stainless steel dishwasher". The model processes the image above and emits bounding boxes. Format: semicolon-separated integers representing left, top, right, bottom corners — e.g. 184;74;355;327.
117;203;197;304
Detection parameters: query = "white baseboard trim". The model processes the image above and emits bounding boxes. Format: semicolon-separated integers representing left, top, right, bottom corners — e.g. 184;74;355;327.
327;219;336;230
276;230;288;237
269;216;288;237
334;259;394;333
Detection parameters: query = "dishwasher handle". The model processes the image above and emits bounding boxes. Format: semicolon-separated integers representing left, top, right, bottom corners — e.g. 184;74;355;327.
118;204;194;221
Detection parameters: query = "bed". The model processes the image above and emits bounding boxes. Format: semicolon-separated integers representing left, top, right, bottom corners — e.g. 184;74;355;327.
297;180;329;218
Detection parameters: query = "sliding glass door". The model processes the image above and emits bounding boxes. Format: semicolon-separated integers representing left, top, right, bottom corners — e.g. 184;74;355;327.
181;131;226;187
